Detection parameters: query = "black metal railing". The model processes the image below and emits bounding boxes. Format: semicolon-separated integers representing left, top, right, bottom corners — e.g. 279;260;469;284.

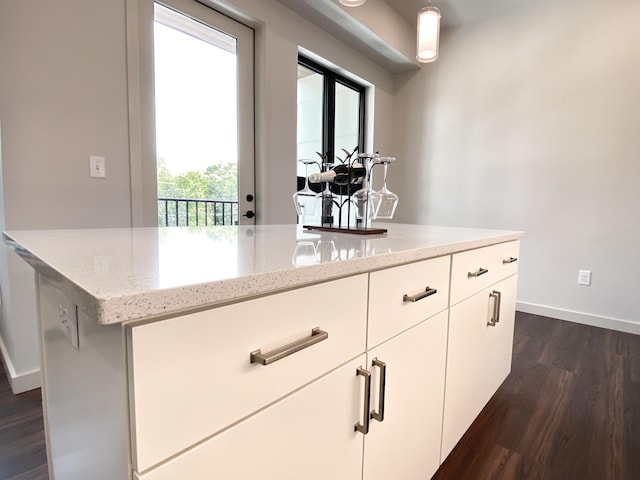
158;197;239;227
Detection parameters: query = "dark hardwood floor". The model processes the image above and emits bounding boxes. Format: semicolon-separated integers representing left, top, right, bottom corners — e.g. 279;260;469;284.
0;312;638;479
433;312;640;480
0;362;47;480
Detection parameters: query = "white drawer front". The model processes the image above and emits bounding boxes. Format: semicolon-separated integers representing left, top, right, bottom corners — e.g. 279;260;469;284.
368;256;450;348
450;241;520;305
128;274;368;472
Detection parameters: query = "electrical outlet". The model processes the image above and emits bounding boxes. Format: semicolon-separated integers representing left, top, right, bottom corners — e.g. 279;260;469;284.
58;301;79;349
578;270;592;286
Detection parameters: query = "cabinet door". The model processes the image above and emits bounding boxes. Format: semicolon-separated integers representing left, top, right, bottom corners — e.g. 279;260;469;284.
441;274;518;460
362;310;448;480
136;355;367;480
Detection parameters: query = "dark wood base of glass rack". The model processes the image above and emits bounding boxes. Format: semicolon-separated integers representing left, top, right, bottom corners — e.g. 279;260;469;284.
303;225;387;235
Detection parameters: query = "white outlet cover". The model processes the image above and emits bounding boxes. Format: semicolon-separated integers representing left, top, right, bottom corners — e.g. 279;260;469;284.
54;290;79;348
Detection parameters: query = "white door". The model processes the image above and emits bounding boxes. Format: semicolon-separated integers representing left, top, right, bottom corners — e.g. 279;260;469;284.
154;0;255;225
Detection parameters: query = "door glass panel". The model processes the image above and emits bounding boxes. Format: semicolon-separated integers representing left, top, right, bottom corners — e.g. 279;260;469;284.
154;3;253;226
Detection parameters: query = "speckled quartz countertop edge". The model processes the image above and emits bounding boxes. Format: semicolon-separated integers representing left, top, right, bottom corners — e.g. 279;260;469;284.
3;232;104;323
3;226;524;326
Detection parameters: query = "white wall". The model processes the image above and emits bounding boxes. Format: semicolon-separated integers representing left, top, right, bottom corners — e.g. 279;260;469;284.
0;0;132;392
393;0;640;330
0;0;395;391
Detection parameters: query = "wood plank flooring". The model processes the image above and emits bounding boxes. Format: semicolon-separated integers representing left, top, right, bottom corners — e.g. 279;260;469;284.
0;362;47;479
0;312;638;479
433;312;640;480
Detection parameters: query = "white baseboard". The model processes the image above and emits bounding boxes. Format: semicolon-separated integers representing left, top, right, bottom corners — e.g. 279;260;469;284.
0;333;41;394
516;301;640;336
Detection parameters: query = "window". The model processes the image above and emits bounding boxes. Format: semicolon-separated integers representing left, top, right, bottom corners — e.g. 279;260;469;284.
297;55;365;166
296;55;366;224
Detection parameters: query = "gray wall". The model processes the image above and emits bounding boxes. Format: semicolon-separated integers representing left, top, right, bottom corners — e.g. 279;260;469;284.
393;0;640;329
0;0;132;392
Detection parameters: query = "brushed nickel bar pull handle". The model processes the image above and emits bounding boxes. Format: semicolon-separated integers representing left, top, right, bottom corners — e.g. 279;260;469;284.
355;367;372;435
468;267;489;278
403;287;437;303
503;257;518;264
250;327;328;365
371;358;386;423
488;291;501;326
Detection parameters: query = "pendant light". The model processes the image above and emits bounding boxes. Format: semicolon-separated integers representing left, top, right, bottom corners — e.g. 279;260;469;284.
339;0;366;6
416;4;441;63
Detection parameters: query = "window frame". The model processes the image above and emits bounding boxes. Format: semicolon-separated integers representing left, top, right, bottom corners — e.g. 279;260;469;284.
297;54;366;163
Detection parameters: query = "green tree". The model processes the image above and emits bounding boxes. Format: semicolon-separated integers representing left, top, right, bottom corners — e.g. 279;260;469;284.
157;158;238;201
157;158;239;226
204;163;237;200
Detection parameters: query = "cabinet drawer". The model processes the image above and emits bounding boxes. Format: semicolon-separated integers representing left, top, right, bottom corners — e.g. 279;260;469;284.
127;274;368;472
368;256;450;348
450;241;519;305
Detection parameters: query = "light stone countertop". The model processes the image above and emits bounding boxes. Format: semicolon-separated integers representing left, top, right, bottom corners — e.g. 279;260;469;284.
4;224;523;325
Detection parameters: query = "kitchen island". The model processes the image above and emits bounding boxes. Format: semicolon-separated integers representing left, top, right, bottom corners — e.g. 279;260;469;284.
5;223;523;480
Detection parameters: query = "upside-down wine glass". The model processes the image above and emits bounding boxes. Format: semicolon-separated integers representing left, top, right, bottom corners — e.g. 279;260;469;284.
351;153;381;226
293;159;320;217
375;157;398;219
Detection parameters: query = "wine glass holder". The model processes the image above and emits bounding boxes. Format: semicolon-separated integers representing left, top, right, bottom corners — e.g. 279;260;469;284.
300;148;396;236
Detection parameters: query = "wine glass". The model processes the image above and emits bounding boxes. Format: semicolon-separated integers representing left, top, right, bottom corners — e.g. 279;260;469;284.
375;157;398;219
315;162;338;226
351;153;381;224
293;159;320;217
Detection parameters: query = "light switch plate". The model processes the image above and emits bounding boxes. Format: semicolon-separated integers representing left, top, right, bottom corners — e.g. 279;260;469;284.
89;155;106;178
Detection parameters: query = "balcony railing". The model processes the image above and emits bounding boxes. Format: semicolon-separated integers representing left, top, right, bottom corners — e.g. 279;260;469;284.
158;197;239;227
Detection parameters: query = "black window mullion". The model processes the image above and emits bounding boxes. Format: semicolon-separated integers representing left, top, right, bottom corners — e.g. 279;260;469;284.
357;83;366;153
324;73;336;164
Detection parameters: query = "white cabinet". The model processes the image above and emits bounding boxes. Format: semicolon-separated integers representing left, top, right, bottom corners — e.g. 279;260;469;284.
441;274;518;460
19;226;523;480
362;310;448;480
129;242;519;479
136;356;367;480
